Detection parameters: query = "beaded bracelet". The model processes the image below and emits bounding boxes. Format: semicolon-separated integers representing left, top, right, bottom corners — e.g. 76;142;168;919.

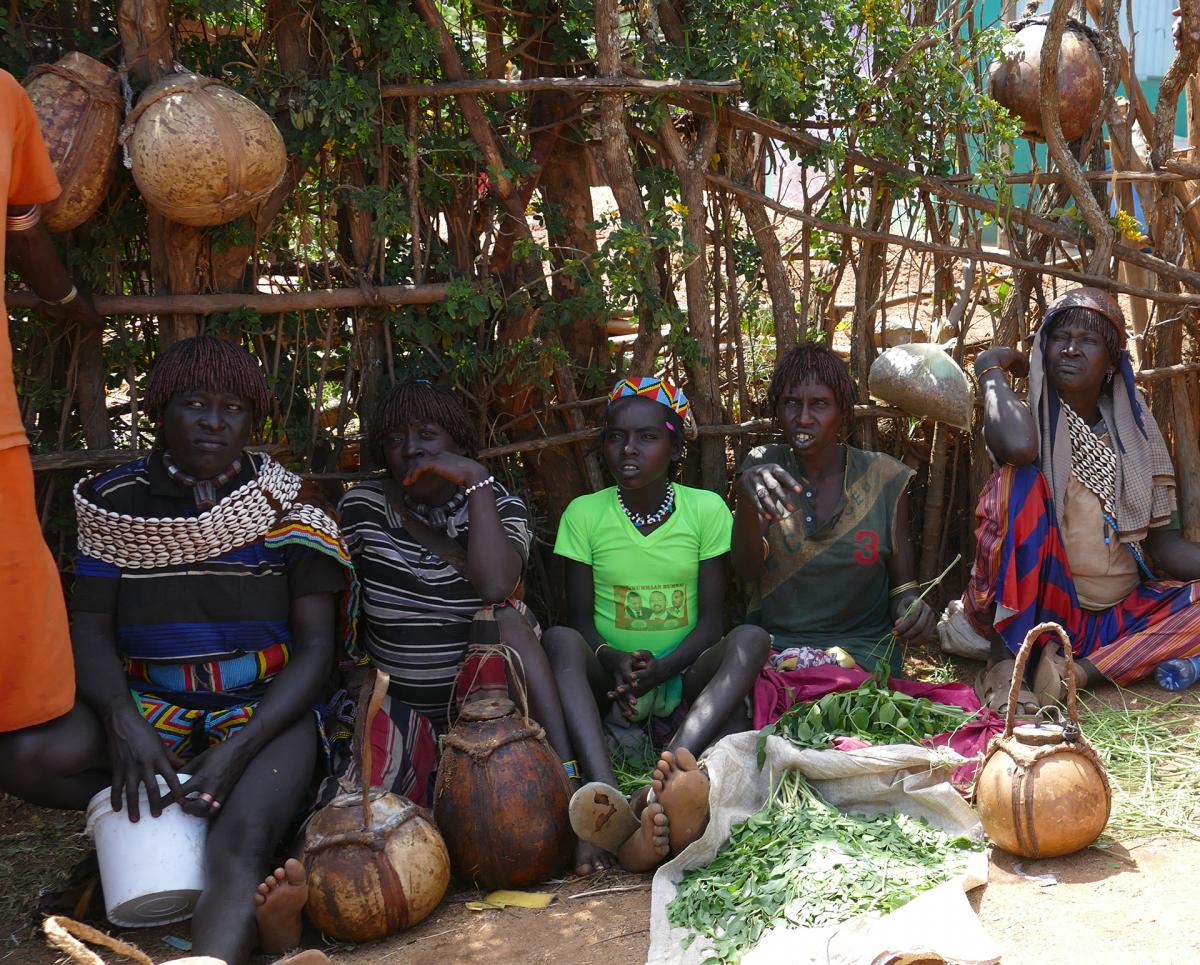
464;474;495;496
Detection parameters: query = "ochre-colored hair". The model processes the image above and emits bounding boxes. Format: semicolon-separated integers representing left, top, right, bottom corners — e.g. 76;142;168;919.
1046;307;1121;365
370;381;478;464
144;335;271;426
767;342;859;428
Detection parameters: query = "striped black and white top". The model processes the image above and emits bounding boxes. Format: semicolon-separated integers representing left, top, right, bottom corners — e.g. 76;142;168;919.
338;479;531;724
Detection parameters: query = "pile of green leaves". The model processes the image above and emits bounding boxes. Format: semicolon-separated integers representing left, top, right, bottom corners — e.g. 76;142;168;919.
756;677;975;766
667;772;983;964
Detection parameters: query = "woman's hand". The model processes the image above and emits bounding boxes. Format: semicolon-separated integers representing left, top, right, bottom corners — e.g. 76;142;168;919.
104;706;186;822
177;739;253;819
738;464;802;522
974;346;1029;380
598;646;644;718
891;592;936;644
631;651;673;697
403;452;490;489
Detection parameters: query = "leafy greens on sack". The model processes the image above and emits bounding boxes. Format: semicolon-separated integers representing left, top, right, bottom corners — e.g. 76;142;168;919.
666;772;983;964
755;674;976;768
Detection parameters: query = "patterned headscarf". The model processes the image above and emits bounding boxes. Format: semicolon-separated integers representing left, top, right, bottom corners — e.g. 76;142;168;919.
607;376;698;439
1028;287;1175;544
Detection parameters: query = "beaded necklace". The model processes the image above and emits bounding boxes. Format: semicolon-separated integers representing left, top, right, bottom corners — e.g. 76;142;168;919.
162;450;243;511
618;483;675;530
403;488;468;538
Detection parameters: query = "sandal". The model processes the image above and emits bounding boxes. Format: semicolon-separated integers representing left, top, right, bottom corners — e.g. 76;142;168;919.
975;661;1038;718
568;782;639;853
1032;642;1070;709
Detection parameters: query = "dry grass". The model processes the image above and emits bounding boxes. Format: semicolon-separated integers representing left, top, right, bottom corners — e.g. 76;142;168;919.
0;794;89;954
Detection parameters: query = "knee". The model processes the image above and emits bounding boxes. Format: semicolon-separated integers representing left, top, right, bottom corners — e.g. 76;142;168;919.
542;626;589;667
0;729;58;778
728;625;771;664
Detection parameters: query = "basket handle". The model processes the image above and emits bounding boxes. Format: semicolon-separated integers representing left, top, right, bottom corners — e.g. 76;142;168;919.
1004;620;1078;738
355;668;391;831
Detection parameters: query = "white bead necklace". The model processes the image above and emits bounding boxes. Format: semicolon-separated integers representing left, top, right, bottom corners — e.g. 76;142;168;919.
618;483;675;529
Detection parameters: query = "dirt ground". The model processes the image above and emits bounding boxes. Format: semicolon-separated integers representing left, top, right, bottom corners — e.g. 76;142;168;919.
4;674;1198;965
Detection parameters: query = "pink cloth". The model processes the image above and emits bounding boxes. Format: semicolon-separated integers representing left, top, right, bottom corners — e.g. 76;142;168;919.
753;665;1005;787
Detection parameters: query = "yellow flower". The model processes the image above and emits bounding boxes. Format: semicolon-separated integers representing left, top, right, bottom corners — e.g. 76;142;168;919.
668;201;689;216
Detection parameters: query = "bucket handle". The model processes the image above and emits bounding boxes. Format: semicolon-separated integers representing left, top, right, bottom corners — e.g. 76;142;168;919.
1004;620;1078;738
354;667;391;832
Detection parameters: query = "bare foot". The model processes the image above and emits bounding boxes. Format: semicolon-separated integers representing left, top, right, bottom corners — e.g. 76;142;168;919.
254;858;307;954
574;838;615;876
653;748;710;856
616;801;670;872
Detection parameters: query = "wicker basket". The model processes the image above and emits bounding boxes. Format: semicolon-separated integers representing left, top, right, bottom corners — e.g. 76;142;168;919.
23;53;121;232
124;71;286;227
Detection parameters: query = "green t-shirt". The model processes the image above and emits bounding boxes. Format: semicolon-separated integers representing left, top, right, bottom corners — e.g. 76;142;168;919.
739;444;914;673
554;484;732;658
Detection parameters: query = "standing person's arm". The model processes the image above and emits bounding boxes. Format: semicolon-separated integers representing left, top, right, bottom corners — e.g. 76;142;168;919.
6;212;104;331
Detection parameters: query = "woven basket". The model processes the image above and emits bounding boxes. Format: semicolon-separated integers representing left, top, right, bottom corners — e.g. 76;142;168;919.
23;53;121;232
124;71;286;227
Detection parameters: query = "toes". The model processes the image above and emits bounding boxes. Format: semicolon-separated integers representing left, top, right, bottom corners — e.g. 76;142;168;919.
674;747;699;771
283;858;305;887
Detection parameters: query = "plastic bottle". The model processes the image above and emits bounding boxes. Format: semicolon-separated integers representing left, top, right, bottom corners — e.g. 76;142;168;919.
1154;655;1200;691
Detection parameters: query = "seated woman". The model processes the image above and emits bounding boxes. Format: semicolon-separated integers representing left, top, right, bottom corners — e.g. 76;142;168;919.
337;381;585;856
547;377;770;872
964;287;1200;709
0;336;350;965
731;343;935;676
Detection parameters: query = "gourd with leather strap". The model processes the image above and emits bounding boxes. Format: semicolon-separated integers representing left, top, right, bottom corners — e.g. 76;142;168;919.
122;71;286;227
975;622;1111;860
301;669;450;943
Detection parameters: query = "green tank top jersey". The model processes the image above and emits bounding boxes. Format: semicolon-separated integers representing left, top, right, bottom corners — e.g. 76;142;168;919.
740;444;915;673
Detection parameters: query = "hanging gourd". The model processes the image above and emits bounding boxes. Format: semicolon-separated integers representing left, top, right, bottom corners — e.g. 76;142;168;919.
988;20;1103;142
975;623;1112;860
23;53;122;232
302;671;450;943
123;70;286;227
434;695;573;889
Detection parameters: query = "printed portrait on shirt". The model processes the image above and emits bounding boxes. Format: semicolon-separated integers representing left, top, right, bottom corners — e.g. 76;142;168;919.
616;584;687;630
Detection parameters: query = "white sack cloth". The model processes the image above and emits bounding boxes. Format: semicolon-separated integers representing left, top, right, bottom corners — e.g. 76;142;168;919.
647;731;999;965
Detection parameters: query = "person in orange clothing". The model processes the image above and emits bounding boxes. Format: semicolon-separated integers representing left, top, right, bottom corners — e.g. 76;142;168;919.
0;68;103;742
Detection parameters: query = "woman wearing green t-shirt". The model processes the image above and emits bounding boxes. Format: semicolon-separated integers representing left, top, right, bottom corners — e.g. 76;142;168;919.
546;377;769;873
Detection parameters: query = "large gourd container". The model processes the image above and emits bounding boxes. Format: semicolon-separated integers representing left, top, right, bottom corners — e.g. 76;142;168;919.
124;70;286;227
434;695;573;888
975;622;1111;859
987;20;1103;142
302;671;450;943
23;53;121;232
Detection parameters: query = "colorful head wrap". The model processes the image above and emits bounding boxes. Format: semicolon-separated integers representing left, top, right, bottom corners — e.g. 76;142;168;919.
607;376;697;441
607;377;690;418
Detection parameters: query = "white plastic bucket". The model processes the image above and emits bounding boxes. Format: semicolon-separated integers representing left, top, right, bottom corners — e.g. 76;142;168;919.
85;775;208;927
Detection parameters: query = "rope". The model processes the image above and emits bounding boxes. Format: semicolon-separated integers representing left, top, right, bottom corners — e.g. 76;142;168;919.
41;916;153;965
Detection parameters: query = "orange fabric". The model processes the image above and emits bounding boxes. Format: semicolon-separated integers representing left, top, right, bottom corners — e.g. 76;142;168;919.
2;68;62;450
0;444;73;730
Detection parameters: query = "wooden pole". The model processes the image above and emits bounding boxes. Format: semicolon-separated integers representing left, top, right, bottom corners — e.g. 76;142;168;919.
6;284;450;316
380;77;740;98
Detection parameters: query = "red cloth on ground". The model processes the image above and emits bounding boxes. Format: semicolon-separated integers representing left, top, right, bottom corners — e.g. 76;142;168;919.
753;664;1004;786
